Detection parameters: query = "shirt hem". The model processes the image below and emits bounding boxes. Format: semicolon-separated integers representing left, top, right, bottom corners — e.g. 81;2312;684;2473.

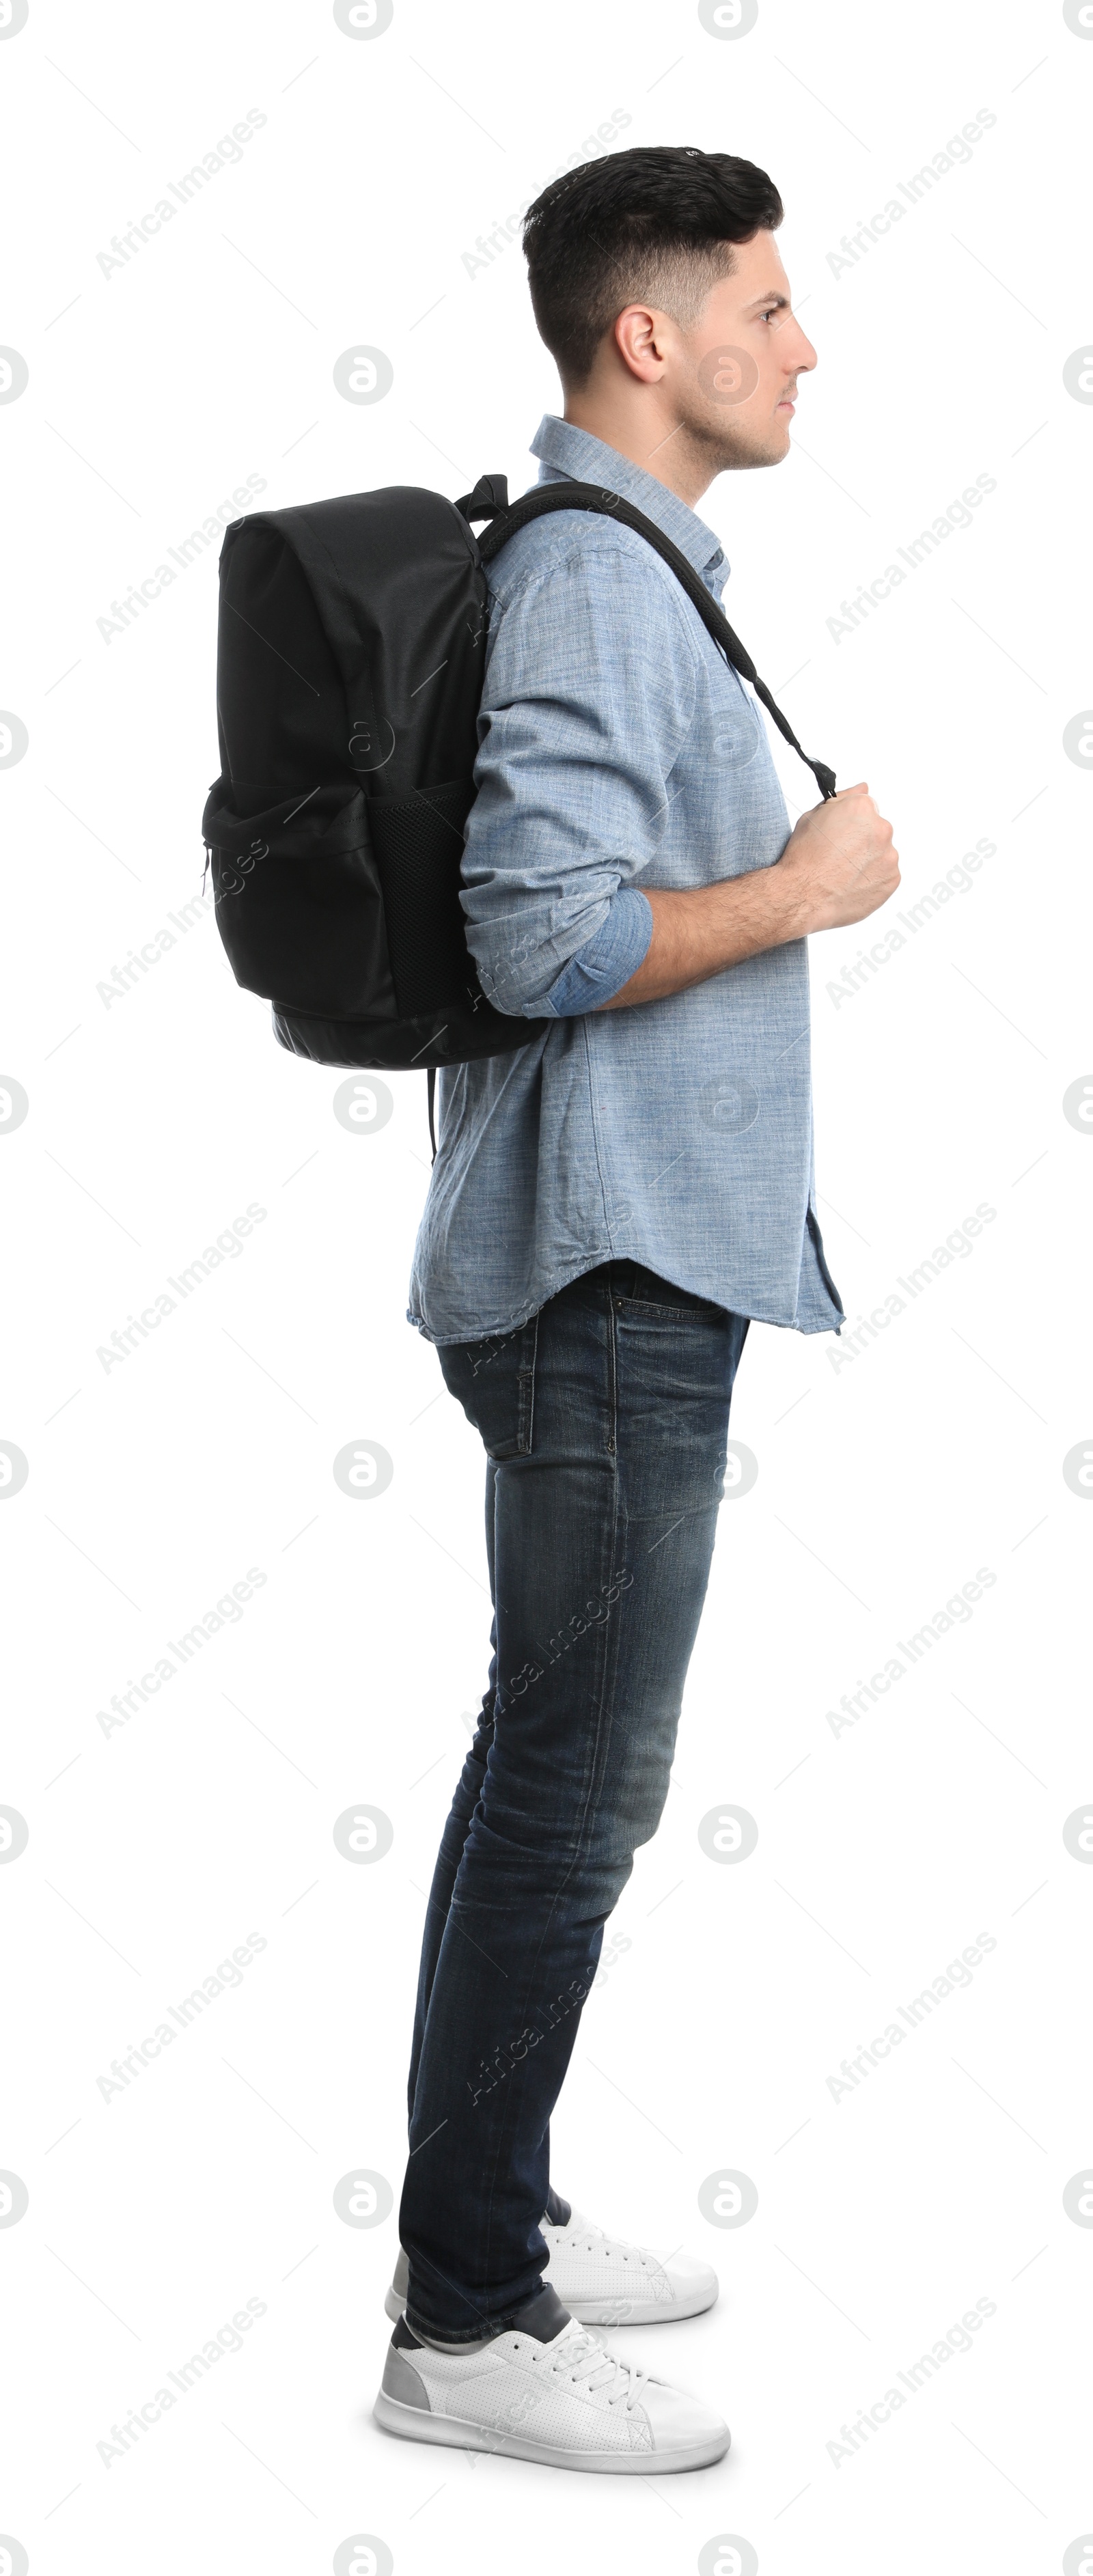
406;1258;844;1346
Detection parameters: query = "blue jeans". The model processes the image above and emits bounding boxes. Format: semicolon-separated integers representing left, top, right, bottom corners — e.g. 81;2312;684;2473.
398;1260;749;2342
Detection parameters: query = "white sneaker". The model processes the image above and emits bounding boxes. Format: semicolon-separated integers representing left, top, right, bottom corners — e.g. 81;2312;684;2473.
373;2292;730;2474
384;2203;718;2327
539;2204;719;2325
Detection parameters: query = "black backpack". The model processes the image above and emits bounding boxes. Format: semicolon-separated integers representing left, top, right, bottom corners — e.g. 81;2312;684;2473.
202;471;835;1126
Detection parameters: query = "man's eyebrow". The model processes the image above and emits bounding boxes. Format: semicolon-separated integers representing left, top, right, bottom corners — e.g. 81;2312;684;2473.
744;290;791;311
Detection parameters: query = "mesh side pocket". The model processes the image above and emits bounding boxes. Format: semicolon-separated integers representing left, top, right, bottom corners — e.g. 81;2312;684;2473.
368;779;478;1021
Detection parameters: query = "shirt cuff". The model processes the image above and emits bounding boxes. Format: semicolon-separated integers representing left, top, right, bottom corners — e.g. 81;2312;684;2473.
538;889;653;1018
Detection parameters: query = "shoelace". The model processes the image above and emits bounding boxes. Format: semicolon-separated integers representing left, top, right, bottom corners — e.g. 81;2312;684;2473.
536;2323;649;2411
549;2211;656;2274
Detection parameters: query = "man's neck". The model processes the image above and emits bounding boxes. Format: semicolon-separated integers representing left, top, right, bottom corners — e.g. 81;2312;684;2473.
561;401;713;510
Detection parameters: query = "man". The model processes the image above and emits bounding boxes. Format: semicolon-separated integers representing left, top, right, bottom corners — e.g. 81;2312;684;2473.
374;145;898;2473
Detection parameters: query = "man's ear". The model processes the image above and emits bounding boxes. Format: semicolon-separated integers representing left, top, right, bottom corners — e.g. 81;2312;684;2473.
613;303;669;383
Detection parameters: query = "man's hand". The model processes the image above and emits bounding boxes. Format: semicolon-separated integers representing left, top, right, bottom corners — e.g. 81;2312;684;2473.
773;782;900;937
597;779;900;1011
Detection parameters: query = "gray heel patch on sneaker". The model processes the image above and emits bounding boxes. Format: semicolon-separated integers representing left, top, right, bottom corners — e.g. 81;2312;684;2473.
382;2344;431;2410
392;2246;409;2299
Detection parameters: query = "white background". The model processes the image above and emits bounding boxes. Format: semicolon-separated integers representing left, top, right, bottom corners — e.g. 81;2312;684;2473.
1;2;1090;2571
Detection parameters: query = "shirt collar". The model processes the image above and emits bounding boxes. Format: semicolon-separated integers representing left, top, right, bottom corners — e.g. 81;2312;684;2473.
529;413;728;594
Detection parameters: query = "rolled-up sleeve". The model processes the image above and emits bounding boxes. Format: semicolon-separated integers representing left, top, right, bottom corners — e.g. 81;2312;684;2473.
458;537;699;1018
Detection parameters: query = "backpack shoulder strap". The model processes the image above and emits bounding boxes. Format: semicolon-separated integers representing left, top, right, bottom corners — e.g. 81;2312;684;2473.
462;477;835;803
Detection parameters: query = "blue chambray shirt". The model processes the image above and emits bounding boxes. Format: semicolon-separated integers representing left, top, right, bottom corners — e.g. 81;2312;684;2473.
407;414;844;1345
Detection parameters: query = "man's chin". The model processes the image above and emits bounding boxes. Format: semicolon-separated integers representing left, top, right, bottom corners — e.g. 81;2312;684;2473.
756;417;794;466
715;429;790;473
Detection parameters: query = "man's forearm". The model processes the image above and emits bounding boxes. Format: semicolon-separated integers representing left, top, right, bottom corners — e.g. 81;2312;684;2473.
596;861;804;1010
592;785;899;1010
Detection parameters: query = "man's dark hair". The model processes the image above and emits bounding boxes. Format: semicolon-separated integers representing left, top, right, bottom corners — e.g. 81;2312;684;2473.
523;144;783;387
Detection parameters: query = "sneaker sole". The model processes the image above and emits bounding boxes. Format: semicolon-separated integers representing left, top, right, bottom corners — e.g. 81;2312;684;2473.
383;2284;718;2327
373;2390;730;2472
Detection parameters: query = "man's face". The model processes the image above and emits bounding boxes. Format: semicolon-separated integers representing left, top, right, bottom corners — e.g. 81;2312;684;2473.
649;230;817;474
